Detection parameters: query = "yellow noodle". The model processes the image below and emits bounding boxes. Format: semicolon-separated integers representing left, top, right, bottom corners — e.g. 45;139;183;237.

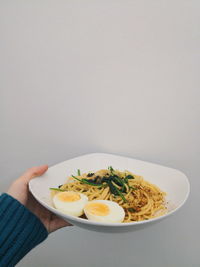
54;169;167;223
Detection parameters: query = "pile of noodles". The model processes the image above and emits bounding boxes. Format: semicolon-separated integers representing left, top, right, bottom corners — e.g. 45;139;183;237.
54;169;167;223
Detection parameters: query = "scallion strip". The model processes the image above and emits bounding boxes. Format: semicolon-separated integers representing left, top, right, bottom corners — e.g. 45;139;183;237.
114;186;127;203
108;166;114;175
72;175;103;187
107;180;127;203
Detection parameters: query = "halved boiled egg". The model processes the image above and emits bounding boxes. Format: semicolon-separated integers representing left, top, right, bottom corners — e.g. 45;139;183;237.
84;200;125;223
53;191;88;217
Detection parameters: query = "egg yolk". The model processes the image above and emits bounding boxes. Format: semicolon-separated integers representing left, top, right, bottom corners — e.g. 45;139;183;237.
85;202;110;216
57;192;81;202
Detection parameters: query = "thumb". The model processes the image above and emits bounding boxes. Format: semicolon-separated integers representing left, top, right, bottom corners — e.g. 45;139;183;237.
19;165;48;183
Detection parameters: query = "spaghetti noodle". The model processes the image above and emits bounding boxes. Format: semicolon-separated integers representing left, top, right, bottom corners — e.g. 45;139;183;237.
51;167;167;222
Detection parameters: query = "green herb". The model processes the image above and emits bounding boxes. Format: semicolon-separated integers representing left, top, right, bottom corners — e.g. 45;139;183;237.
111;176;123;186
107;181;127;203
125;175;134;180
82;179;103;187
77;169;81;176
124;175;134;186
108;166;114;174
128;208;136;212
72;175;103;187
107;180;119;195
121;184;127;193
114;185;127;203
71;168;130;203
87;177;101;185
111;176;127;193
129;186;137;190
102;176;111;183
49;188;66;192
71;175;82;182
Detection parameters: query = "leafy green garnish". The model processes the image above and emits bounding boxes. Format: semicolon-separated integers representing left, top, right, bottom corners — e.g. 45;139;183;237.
72;175;103;187
70;168;130;203
87;177;101;185
111;176;127;193
124;175;135;188
129;186;137;190
128;208;136;212
108;166;114;174
101;176;110;183
125;175;134;180
114;185;127;203
107;180;118;195
107;180;127;203
111;176;123;186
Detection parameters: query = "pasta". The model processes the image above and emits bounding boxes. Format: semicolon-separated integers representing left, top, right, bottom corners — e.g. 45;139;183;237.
51;167;168;223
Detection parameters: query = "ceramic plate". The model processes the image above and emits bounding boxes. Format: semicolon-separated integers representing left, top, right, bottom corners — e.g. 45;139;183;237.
29;153;190;233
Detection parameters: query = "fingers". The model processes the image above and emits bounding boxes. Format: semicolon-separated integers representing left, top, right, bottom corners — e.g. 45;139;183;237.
19;165;48;183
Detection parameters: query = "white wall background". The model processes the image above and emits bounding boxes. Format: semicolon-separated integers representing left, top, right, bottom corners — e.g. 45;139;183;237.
0;1;199;266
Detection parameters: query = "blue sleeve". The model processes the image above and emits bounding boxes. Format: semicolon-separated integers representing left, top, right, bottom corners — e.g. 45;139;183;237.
0;193;48;267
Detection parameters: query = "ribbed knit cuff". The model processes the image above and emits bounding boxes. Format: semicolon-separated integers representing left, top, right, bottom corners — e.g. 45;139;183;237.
0;193;48;267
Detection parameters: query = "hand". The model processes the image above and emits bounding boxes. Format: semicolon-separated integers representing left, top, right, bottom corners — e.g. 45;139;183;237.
7;165;71;233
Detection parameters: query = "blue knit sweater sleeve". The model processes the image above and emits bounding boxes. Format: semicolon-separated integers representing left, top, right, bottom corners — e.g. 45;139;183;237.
0;193;48;267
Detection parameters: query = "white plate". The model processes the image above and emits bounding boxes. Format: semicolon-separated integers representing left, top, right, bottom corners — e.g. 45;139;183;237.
29;153;190;233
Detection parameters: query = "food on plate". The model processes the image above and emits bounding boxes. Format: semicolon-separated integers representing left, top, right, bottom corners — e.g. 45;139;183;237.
50;167;167;223
52;191;88;217
84;200;125;223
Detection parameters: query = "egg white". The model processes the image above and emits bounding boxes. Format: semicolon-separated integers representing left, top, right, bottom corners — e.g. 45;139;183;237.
84;200;125;223
53;191;88;217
